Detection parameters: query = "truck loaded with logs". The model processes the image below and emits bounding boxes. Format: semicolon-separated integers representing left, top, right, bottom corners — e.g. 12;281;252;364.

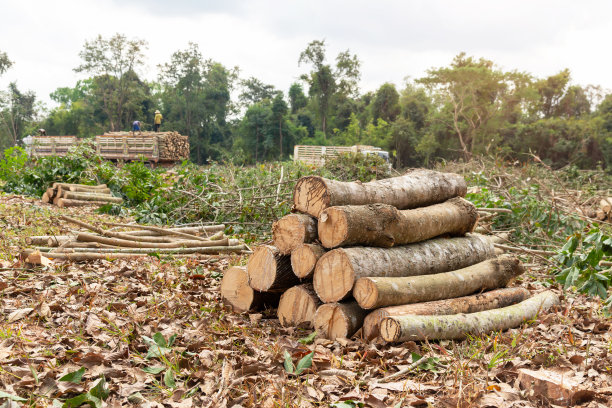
221;169;559;342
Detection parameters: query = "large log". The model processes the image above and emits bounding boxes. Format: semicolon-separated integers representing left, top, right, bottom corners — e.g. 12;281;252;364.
41;192;50;203
221;266;280;313
353;255;524;309
313;301;368;340
318;197;478;248
293;169;467;217
56;198;111;208
61;191;123;203
313;235;495;303
380;290;559;342
277;283;322;328
363;287;530;340
272;213;318;254
247;245;300;292
291;243;326;279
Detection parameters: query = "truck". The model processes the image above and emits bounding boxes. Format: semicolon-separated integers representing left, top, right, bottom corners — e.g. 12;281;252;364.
27;132;189;165
293;144;390;166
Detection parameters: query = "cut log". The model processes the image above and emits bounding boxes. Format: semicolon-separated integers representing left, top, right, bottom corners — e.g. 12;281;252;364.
353;255;524;309
277;283;322;327
103;222;210;241
68;186;111;194
291;243;326;279
53;183;108;189
38;244;246;255
56;199;111;208
61;192;123;203
313;301;367;340
380;290;559;342
272;213;318;254
601;197;612;214
42;192;50;203
76;232;228;248
123;224;225;237
247;245;299;292
43;252;145;261
221;266;280;312
318;197;478;248
363;287;530;340
313;235;495;303
293;169;467;217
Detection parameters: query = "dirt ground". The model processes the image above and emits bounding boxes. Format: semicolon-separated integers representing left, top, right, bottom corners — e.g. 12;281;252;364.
0;193;611;408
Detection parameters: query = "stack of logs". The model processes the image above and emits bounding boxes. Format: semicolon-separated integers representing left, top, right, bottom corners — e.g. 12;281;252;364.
157;132;190;161
23;216;247;262
221;169;559;342
42;183;123;208
597;197;612;221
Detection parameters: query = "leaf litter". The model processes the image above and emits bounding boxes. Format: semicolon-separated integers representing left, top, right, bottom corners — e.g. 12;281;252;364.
0;193;611;407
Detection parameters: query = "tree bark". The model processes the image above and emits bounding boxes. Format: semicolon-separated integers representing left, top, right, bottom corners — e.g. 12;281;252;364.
272;213;318;255
380;290;559;342
354;255;524;309
293;169;467;217
61;192;123;203
314;235;495;303
247;245;300;292
221;266;280;313
318;197;478;249
363;287;530;340
56;199;112;208
277;283;322;328
291;243;326;279
314;301;368;340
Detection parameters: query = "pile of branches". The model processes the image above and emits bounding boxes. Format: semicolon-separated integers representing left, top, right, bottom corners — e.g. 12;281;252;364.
42;183;122;208
221;170;559;343
22;216;248;262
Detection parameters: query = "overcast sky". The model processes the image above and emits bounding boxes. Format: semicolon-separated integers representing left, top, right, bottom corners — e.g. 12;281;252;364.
1;0;610;109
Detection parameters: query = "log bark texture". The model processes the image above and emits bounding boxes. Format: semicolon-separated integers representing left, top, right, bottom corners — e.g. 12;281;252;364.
221;266;280;312
57;199;111;208
277;283;322;327
291;243;326;279
380;290;559;342
247;245;300;292
314;301;368;340
61;191;123;203
363;287;530;340
318;197;478;248
313;235;495;303
353;255;524;309
272;213;318;254
76;232;228;249
293;169;467;217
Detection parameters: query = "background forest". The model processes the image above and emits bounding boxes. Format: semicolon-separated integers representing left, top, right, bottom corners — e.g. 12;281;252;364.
0;33;611;170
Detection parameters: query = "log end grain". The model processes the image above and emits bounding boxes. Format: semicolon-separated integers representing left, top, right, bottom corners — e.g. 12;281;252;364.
41;192;50;203
318;206;350;249
221;266;255;313
277;284;320;327
247;246;277;291
293;176;330;217
291;243;325;279
353;278;381;309
313;302;366;340
272;213;317;254
313;249;354;303
380;317;402;342
363;309;389;341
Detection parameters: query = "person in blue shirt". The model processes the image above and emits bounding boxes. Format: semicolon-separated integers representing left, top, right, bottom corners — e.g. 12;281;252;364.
132;120;142;135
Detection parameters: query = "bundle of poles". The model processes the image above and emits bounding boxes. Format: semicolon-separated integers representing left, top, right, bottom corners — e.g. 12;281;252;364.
42;183;123;208
22;216;248;262
221;169;559;342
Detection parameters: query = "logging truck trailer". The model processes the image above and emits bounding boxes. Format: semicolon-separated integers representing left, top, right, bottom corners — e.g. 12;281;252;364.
293;144;390;166
28;135;182;165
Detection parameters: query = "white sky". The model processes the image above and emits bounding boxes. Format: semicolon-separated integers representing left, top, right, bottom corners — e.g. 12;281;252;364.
1;0;611;109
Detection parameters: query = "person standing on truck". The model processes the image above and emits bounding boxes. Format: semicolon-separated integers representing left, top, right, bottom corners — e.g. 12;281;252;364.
154;110;163;132
37;129;47;136
132;120;142;136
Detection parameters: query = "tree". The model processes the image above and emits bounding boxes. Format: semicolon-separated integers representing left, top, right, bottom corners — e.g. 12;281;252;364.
298;40;360;138
0;51;12;76
239;77;276;106
271;93;288;159
74;33;148;131
288;83;307;114
0;82;36;148
371;83;400;122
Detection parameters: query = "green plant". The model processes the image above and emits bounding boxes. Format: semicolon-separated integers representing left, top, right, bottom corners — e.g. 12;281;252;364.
0;146;28;180
553;227;612;300
283;350;313;375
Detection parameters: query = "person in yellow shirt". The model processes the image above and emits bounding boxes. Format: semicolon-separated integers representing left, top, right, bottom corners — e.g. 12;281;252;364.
154;110;163;132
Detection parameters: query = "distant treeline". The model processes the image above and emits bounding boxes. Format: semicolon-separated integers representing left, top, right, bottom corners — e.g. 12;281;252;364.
0;34;610;170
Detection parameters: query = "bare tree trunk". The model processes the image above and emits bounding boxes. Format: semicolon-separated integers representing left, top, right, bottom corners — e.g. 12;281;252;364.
314;235;495;303
293;169;467;217
363;287;530;340
380;291;559;342
318;197;478;248
353;255;524;309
